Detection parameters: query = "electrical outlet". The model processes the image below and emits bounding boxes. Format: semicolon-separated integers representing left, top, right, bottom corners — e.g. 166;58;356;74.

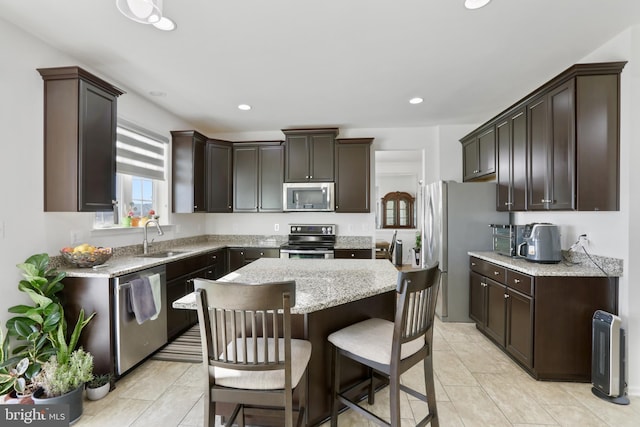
274;223;279;232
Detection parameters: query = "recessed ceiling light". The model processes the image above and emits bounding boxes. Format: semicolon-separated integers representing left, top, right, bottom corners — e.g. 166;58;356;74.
149;90;166;97
409;97;424;105
465;0;491;10
153;17;176;31
238;104;252;111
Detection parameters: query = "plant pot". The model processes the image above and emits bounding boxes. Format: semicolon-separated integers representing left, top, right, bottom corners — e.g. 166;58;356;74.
86;382;110;401
413;248;421;267
2;390;34;404
33;385;84;424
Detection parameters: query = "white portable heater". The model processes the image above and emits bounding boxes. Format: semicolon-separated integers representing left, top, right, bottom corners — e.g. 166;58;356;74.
591;310;629;404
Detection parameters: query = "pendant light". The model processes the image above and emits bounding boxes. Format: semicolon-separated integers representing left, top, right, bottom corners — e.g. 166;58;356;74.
464;0;491;10
116;0;176;31
116;0;162;24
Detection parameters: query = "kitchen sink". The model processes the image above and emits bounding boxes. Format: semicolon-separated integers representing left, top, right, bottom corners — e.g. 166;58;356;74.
136;250;188;258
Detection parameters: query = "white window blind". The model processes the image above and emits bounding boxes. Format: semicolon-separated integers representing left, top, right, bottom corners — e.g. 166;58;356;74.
116;119;168;180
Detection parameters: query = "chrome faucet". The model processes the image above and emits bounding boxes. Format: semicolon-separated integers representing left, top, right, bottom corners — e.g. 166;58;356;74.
143;219;164;254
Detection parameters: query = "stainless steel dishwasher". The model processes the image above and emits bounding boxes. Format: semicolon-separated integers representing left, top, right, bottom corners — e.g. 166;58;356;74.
114;264;168;376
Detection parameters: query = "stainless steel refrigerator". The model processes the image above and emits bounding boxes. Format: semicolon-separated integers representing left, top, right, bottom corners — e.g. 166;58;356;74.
420;180;507;322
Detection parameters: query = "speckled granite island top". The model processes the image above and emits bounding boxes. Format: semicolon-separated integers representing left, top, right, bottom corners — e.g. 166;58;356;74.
468;251;623;277
173;258;399;314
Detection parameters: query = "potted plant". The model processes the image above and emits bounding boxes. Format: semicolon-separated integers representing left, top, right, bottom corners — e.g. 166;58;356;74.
32;348;94;423
86;372;112;401
3;253;96;417
414;231;422;266
0;324;35;403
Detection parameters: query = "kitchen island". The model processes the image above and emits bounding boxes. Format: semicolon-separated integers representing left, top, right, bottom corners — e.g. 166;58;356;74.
173;258;400;426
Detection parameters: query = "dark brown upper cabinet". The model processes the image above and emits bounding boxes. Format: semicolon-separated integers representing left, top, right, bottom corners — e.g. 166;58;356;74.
496;108;527;211
527;82;575;210
38;66;124;212
233;142;284;212
171;130;207;213
461;125;496;182
206;139;233;212
283;128;338;182
335;138;372;213
463;61;625;211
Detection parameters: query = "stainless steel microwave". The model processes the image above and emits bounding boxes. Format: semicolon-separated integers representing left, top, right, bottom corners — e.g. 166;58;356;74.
283;182;335;212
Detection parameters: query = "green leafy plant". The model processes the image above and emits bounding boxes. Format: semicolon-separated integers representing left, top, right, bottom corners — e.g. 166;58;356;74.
4;253;95;395
415;231;422;249
33;348;93;398
0;324;31;396
87;373;112;389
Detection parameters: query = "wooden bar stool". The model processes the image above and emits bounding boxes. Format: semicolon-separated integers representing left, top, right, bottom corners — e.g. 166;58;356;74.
328;266;440;427
194;279;312;427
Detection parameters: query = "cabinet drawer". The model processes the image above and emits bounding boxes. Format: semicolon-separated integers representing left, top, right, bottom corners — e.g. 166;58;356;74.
506;270;534;296
334;249;372;259
243;248;280;260
166;253;209;280
469;257;506;283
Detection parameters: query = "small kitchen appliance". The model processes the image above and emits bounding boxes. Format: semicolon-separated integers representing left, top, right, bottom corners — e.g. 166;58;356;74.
280;224;335;259
517;223;561;263
490;224;526;257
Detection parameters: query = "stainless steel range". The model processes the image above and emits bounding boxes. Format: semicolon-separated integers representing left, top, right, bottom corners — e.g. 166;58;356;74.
280;224;336;259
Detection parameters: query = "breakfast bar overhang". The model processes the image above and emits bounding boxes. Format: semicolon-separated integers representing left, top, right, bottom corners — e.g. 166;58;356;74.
173;258;400;426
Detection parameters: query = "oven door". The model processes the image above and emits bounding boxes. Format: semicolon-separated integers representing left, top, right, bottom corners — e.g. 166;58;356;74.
280;249;334;259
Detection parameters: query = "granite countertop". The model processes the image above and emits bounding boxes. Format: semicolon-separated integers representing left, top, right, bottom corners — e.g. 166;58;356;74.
58;241;230;278
468;251;623;277
56;234;374;278
173;258;399;314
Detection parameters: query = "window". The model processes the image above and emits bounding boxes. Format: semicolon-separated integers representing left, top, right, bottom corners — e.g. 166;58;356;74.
93;120;168;228
381;191;415;229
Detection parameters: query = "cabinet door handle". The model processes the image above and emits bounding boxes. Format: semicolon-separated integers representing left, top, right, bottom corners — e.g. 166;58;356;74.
493;271;500;276
194;205;198;209
504;294;510;299
541;199;553;203
481;282;487;287
351;253;355;257
306;175;309;179
471;262;476;266
514;278;520;284
505;202;513;206
260;252;264;256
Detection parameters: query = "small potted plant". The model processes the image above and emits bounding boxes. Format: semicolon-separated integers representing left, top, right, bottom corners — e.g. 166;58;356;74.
32;348;94;423
86;372;112;401
414;231;422;267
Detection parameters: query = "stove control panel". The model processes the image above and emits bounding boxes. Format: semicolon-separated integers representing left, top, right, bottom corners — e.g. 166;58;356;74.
289;224;336;235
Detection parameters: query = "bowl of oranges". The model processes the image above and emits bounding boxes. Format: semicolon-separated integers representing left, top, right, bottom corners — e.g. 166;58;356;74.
60;244;113;268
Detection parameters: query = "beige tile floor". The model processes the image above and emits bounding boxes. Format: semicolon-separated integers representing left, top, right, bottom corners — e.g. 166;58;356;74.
76;319;639;426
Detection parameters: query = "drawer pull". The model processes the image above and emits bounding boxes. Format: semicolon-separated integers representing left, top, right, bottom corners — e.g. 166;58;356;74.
514;278;520;284
471;262;476;266
493;271;500;276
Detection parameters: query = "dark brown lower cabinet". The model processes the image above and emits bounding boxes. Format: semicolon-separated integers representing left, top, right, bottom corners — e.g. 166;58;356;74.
469;256;616;381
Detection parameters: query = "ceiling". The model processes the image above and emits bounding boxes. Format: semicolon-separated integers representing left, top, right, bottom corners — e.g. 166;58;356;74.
2;0;639;135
